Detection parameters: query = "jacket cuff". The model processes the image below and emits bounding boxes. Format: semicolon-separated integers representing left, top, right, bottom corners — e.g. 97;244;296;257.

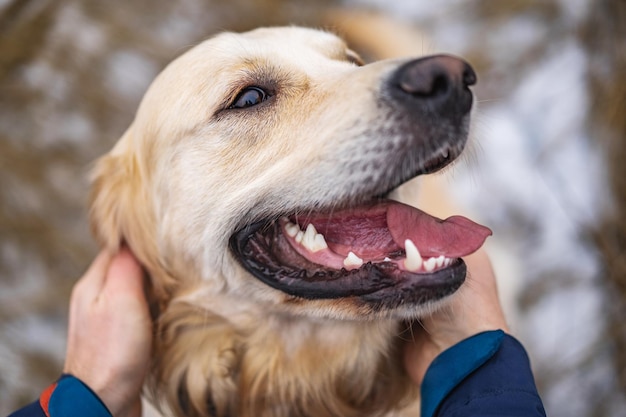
39;374;112;417
420;329;505;417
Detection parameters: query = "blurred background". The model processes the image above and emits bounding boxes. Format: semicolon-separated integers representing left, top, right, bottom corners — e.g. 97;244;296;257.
1;0;624;416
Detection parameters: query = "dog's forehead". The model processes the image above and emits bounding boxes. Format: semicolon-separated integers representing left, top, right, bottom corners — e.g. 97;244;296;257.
213;27;349;61
172;27;354;78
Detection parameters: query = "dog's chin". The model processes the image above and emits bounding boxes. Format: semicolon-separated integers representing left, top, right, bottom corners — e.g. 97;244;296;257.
229;195;492;312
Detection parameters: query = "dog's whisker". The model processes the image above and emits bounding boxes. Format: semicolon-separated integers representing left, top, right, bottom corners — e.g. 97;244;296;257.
476;97;504;104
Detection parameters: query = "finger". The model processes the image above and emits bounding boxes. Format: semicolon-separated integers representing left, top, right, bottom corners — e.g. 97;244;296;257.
127;397;143;417
72;250;113;302
462;251;509;332
101;247;146;298
463;250;496;286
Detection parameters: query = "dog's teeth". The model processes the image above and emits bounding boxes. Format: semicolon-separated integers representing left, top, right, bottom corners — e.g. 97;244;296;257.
302;223;317;246
313;234;328;251
343;251;363;268
404;239;423;272
284;222;300;238
443;257;453;267
384;257;392;262
300;224;328;252
295;230;304;243
435;255;445;268
424;257;437;272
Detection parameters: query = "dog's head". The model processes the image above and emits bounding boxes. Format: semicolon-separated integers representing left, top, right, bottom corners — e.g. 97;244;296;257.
90;27;490;320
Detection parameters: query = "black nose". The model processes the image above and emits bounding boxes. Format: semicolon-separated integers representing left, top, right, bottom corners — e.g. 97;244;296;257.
390;55;476;117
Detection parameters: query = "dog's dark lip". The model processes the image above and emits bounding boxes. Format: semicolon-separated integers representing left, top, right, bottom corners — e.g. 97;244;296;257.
228;219;466;307
419;146;456;174
421;140;467;173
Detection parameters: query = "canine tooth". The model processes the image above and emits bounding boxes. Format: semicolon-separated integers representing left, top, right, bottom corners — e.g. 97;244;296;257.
344;251;363;268
424;257;437;272
384;257;392;262
436;255;445;268
285;222;300;238
404;239;423;272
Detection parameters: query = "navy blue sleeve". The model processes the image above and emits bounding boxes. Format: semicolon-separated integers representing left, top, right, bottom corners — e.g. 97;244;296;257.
421;330;546;417
7;374;112;417
7;400;46;417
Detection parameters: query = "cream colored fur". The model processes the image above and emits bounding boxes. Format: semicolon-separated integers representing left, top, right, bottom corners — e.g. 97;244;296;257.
88;26;469;417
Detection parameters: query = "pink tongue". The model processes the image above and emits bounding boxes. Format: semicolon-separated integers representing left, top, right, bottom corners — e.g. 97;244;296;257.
386;202;492;258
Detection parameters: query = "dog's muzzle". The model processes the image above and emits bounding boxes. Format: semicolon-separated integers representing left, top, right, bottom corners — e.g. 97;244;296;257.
229;55;488;311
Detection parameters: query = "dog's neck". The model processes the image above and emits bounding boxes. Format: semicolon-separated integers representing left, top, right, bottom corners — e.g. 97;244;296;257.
151;296;416;417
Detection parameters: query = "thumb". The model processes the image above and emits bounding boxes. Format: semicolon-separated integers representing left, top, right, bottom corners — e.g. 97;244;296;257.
101;248;145;298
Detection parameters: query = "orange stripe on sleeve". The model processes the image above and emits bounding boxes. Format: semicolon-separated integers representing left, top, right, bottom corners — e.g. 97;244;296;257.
39;382;57;417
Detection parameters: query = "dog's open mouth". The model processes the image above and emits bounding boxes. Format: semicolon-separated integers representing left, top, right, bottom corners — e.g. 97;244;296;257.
230;198;491;308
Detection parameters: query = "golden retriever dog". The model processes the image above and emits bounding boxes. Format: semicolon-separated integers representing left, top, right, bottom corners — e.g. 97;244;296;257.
89;26;490;417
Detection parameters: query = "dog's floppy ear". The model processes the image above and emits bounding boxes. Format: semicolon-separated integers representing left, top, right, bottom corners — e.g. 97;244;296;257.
89;128;178;304
89;128;145;251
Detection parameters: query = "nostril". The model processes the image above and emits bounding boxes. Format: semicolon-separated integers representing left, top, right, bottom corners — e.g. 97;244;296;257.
462;64;477;87
398;63;450;98
431;73;450;97
394;55;476;99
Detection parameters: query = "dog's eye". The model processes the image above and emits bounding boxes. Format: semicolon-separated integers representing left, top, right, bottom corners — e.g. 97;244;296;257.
230;87;269;109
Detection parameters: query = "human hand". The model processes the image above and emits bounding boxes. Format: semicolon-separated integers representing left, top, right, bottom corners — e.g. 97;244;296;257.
404;250;509;385
63;248;152;417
